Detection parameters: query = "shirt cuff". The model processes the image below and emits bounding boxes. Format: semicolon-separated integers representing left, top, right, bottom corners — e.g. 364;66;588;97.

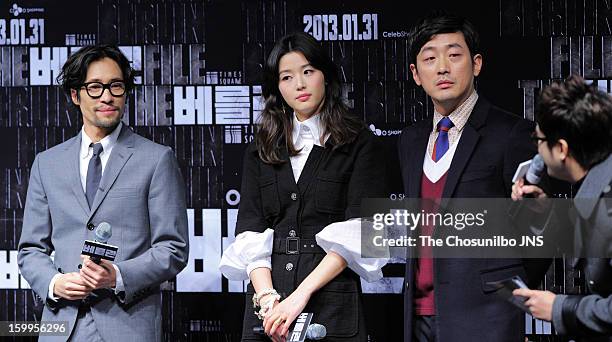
246;259;272;277
219;229;274;281
47;273;62;301
112;264;124;294
316;219;389;283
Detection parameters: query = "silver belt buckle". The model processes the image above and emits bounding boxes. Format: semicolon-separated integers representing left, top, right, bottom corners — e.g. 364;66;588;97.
286;237;300;254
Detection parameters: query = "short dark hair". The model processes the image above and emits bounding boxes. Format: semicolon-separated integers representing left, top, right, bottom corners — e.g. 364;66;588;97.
536;75;612;169
56;44;135;100
408;12;481;67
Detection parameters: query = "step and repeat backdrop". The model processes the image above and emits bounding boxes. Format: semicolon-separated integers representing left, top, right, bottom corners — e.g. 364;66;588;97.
0;0;606;340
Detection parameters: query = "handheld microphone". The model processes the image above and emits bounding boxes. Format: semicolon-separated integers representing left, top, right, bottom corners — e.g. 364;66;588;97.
82;222;118;264
525;154;545;185
91;222;112;263
252;323;326;341
252;312;326;341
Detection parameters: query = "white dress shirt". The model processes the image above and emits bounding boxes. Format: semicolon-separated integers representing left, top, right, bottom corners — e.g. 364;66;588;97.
78;122;123;192
290;113;327;181
219;114;388;282
48;123;125;301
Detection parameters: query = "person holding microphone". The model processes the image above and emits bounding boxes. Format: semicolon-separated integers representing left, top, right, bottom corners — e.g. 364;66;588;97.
17;45;189;342
512;75;612;340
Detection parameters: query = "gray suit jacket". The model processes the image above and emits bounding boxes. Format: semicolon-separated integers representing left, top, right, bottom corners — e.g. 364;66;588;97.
18;124;189;342
551;154;612;340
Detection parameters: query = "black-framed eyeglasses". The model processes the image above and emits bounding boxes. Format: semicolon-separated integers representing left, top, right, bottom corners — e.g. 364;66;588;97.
80;81;126;98
530;132;548;146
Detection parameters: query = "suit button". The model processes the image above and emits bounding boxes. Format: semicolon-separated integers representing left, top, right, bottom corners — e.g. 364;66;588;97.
87;223;95;230
285;263;294;271
589;280;595;286
290;193;298;201
406;282;410;289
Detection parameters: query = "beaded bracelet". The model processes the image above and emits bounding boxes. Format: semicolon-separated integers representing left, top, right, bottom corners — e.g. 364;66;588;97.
252;288;279;308
255;293;281;320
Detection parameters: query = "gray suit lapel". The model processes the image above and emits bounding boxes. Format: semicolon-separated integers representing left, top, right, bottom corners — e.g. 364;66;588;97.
574;154;612;219
67;132;90;215
88;125;135;221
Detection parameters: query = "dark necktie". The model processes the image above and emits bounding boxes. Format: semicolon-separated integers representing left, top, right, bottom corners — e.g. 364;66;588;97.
86;143;104;208
433;117;454;161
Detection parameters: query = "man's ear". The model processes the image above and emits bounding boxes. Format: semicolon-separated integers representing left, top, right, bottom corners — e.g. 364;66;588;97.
472;54;483;77
70;89;80;106
557;139;570;161
409;64;422;86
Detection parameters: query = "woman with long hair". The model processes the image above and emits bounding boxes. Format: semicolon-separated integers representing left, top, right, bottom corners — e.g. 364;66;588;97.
220;32;387;342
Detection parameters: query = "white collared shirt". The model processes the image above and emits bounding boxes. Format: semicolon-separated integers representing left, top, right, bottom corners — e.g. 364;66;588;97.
79;122;123;192
290;113;328;182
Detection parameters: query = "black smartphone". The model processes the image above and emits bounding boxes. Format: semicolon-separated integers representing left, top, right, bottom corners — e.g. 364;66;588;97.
486;275;530;313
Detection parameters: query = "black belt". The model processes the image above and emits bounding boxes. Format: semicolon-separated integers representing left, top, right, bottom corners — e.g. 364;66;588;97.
77;304;91;317
273;237;325;255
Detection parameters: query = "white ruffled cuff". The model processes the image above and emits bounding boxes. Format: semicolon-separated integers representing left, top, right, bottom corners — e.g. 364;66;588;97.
316;219;389;283
219;228;274;281
246;259;272;277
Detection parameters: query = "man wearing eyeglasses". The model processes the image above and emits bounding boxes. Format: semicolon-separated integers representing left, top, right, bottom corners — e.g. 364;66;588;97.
18;45;189;342
512;75;612;340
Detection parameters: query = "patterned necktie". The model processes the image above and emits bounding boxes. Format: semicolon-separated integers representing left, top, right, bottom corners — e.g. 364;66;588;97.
86;143;104;208
433;117;454;162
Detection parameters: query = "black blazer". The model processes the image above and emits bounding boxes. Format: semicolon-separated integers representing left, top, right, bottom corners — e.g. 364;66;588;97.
398;97;544;341
236;128;387;341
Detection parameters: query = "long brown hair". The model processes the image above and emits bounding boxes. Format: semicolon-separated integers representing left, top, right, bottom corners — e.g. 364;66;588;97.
256;32;363;164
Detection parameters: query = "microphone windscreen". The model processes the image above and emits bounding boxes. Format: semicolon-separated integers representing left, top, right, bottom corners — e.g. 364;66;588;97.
95;222;112;243
526;154;545;184
305;323;327;340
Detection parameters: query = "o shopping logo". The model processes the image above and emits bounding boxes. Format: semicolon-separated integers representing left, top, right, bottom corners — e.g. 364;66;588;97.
369;124;402;137
9;3;44;17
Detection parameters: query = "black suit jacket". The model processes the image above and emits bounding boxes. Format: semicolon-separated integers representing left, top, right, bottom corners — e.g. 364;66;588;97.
398;97;545;341
236;128;387;341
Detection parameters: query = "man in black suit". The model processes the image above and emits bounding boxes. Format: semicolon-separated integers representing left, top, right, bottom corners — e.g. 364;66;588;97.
398;13;545;341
